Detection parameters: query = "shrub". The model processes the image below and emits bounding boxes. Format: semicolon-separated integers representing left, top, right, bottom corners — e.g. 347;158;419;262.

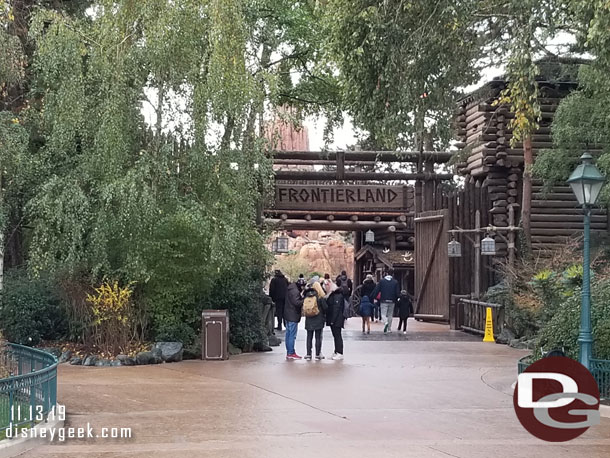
86;281;136;355
485;282;538;339
0;270;67;346
535;274;610;360
200;269;266;351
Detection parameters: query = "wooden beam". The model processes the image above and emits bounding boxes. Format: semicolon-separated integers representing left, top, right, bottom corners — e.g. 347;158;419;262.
274;171;453;181
265;219;407;231
270;150;454;163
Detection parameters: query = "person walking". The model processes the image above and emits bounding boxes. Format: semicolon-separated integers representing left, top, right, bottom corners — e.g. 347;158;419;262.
396;290;413;335
360;274;377;321
326;279;346;360
335;270;353;298
303;278;327;360
370;269;400;333
284;281;304;360
359;294;374;334
269;270;289;331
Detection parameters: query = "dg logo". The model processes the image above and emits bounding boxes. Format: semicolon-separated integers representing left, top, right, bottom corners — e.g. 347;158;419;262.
513;356;600;441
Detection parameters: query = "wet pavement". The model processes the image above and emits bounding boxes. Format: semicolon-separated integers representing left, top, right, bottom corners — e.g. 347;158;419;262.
21;319;610;457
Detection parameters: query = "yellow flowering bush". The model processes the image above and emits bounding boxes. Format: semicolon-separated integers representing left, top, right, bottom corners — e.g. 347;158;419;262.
86;281;134;355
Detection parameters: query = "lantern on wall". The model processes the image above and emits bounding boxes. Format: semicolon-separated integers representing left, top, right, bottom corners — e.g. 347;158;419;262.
447;237;462;258
481;235;496;256
365;230;375;243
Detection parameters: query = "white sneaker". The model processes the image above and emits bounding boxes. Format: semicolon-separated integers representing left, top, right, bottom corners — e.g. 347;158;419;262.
403;331;407;335
331;353;344;361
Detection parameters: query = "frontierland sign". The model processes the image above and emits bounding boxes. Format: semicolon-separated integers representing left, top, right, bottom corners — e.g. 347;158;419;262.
274;184;410;211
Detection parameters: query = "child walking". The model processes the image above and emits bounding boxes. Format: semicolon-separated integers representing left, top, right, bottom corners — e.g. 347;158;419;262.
359;294;374;334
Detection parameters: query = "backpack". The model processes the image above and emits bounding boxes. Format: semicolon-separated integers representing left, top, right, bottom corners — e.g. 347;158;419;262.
302;290;319;317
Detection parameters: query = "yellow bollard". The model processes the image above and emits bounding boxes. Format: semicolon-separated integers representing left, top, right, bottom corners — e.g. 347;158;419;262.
483;307;495;343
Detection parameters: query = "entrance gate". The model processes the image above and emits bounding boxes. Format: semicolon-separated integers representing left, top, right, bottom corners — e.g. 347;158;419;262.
414;209;449;321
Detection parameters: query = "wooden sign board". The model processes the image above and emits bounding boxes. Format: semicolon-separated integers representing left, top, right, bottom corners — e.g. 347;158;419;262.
274;184;411;211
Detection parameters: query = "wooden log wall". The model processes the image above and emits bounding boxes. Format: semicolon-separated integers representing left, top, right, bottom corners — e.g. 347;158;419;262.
454;80;608;260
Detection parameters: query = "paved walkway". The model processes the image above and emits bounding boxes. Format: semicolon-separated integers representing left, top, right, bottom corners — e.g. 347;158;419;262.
22;319;610;457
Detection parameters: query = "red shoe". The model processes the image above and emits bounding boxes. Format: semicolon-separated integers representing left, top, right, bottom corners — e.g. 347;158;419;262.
286;353;302;360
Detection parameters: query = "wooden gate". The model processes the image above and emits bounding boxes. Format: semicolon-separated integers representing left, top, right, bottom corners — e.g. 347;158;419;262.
414;209;449;321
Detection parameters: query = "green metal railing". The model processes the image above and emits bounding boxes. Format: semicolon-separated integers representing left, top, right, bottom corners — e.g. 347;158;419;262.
591;358;610;400
0;344;58;436
517;355;610;400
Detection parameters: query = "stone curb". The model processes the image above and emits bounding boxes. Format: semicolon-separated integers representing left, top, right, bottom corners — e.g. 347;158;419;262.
0;406;65;458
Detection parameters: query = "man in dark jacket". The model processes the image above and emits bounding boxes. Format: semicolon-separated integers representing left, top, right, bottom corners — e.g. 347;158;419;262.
269;270;289;331
335;270;353;299
283;282;304;360
370;269;400;333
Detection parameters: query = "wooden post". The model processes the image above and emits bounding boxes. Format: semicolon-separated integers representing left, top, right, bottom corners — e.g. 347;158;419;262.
336;150;345;181
389;232;397;251
474;210;481;299
508;205;516;270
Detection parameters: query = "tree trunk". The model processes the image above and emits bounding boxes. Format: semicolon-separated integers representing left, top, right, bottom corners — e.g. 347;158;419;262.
522;135;533;253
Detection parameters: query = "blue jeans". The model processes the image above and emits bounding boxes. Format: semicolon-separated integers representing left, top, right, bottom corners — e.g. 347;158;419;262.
285;321;298;355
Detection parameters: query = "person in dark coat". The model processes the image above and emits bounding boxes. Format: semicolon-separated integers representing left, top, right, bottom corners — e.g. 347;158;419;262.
303;279;327;360
326;279;346;360
335;270;353;298
370;269;400;333
359;295;374;334
284;282;304;360
360;274;378;322
396;290;413;334
269;270;289;331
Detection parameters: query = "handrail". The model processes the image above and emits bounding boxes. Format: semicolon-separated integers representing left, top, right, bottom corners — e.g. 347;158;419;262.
460;299;503;308
1;343;59;435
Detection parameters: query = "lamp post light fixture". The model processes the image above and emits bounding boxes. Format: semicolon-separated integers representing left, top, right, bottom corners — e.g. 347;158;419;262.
568;152;605;370
481;235;496;256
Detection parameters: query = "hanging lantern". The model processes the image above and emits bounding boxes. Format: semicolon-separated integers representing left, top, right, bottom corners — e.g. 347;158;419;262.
448;237;462;258
365;230;375;243
481;235;496;256
273;235;289;253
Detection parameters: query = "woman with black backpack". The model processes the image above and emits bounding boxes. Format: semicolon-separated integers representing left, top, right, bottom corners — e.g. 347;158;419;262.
326;279;347;360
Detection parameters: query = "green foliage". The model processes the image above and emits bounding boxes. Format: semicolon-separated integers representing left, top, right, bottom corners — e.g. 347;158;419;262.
325;0;481;149
485;282;538;339
0;270;67;346
536;274;610;360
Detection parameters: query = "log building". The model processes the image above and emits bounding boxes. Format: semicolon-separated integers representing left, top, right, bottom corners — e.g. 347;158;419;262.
454;75;609;259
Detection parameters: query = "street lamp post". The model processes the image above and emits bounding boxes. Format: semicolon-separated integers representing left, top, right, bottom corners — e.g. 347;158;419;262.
567;152;605;370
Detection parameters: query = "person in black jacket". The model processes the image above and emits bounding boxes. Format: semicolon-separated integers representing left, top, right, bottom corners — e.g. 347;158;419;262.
335;270;353;298
284;282;304;360
396;290;413;334
269;270;289;331
326;279;346;360
370;269;400;334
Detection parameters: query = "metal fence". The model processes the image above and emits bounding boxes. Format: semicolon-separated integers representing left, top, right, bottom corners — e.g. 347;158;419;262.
517;355;610;400
0;344;58;435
